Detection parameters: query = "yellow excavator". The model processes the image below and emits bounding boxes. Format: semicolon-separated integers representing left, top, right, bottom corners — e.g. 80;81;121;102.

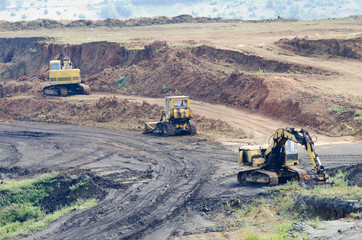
143;96;197;136
237;128;329;186
43;55;90;97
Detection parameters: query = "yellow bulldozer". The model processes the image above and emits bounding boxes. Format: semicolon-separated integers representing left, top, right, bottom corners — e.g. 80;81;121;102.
237;128;329;186
43;55;90;97
143;96;197;136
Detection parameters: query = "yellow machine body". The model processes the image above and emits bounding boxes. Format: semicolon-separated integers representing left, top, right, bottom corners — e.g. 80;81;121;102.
144;96;196;136
43;56;90;97
237;128;328;186
49;60;81;85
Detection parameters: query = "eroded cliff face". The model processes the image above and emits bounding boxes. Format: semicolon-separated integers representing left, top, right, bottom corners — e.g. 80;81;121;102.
0;37;360;137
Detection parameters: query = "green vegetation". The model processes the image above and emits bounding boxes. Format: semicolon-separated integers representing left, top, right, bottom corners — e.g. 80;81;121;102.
217;171;361;239
0;173;98;239
328;105;349;115
288;70;301;74
117;75;131;88
256;68;268;75
297;171;361;200
69;179;88;192
162;83;169;93
354;110;362;123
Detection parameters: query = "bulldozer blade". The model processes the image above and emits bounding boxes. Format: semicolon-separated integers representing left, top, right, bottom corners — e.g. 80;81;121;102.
143;122;159;134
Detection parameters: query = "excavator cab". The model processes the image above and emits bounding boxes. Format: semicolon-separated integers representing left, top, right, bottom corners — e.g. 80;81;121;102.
284;140;299;165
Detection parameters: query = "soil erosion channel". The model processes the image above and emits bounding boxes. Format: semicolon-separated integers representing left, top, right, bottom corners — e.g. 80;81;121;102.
0;121;361;239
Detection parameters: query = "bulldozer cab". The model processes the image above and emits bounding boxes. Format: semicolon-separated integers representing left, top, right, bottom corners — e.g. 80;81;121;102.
165;96;189;109
165;96;190;119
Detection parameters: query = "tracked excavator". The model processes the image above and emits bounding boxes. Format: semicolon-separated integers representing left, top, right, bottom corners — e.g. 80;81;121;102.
237;128;329;186
143;96;197;136
43;55;90;97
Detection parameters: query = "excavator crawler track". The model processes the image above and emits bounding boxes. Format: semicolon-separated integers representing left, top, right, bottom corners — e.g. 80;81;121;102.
237;169;278;186
286;166;309;181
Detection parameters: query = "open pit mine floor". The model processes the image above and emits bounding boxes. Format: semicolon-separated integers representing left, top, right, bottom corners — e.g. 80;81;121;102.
0;121;361;239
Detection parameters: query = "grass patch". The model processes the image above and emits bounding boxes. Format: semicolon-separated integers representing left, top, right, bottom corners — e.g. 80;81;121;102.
328;105;349;115
256;68;273;75
0;173;98;239
298;171;361;200
354;110;362;123
256;68;268;75
217;171;361;239
117;75;131;88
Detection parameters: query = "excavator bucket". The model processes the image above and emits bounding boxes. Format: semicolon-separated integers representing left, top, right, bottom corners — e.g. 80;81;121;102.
143;122;159;134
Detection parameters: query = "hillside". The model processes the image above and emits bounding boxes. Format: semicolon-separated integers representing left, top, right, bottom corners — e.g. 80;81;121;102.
0;16;361;141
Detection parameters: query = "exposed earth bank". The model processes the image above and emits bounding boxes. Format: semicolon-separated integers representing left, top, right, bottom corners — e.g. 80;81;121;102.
0;37;361;139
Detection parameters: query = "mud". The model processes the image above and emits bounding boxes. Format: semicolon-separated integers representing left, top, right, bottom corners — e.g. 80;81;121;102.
0;121;360;239
294;194;361;220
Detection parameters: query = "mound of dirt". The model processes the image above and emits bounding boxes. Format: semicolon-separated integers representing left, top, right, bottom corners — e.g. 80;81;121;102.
0;166;122;214
327;163;362;187
277;36;362;59
0;38;361;137
40;172;123;213
294;194;362;220
0;96;162;129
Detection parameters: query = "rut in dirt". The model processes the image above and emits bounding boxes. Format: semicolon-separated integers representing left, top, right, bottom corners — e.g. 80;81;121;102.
0;122;236;239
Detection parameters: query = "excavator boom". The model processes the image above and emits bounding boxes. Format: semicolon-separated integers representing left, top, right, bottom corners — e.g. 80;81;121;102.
265;128;328;182
237;128;329;186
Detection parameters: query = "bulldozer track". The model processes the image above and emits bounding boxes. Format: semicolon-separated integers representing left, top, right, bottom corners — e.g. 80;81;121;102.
0;121;361;239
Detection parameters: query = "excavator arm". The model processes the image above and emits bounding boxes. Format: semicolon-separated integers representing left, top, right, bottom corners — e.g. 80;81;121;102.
265;128;328;182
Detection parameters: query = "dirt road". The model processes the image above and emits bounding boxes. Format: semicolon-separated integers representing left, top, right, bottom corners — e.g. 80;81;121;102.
0;121;361;239
69;93;356;145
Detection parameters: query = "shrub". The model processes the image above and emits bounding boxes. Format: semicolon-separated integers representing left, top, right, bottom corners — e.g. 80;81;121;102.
328;105;349;115
117;75;131;88
162;83;169;93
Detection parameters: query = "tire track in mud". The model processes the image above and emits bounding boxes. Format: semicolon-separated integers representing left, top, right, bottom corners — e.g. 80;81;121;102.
0;121;361;239
0;121;228;239
0;143;22;167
